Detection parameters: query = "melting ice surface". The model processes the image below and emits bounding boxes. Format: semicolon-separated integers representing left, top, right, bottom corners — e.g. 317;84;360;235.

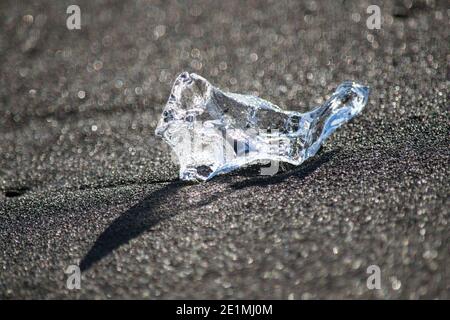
156;72;369;181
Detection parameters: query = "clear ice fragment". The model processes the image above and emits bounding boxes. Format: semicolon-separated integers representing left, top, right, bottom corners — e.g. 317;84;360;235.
156;72;369;181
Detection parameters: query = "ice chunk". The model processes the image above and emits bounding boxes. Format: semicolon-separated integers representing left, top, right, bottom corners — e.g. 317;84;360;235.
155;72;369;181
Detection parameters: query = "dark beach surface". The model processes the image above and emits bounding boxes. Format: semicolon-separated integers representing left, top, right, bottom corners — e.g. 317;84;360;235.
0;0;448;298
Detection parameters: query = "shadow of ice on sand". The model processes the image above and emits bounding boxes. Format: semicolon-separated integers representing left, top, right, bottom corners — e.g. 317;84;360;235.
80;150;336;271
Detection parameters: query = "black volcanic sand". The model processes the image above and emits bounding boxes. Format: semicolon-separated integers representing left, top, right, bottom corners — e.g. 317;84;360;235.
0;0;448;299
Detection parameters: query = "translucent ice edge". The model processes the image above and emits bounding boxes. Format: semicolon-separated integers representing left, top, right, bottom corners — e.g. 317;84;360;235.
156;72;369;181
